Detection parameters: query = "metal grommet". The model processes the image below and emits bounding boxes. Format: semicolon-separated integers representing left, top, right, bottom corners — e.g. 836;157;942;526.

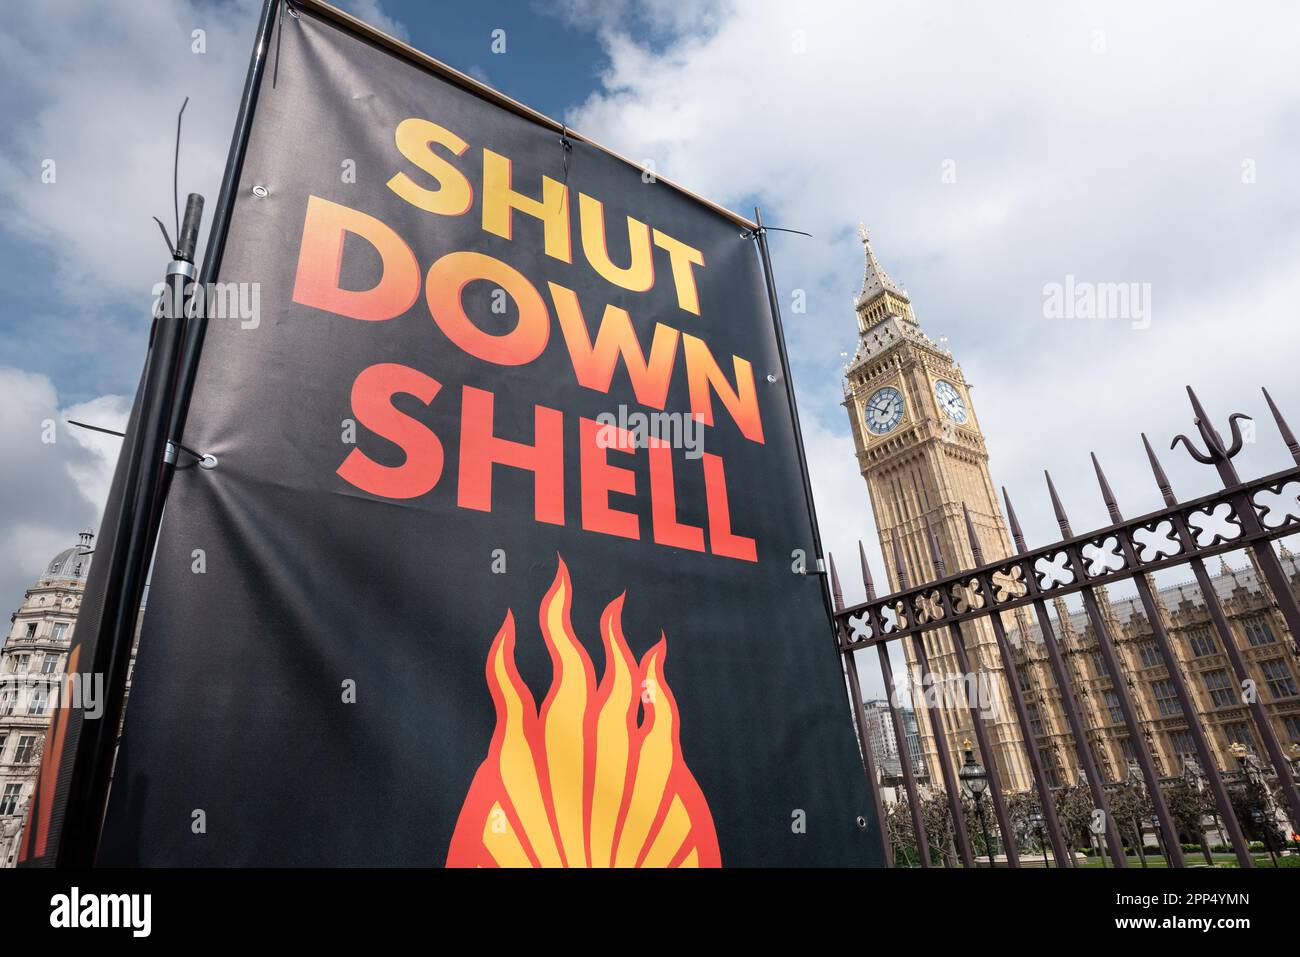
252;184;269;198
855;815;868;829
199;453;219;470
766;373;778;383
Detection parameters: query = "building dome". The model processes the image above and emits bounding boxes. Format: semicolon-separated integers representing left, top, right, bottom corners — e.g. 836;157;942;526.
42;530;95;583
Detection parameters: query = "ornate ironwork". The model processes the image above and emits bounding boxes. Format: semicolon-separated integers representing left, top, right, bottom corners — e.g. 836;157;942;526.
838;463;1300;650
833;387;1300;869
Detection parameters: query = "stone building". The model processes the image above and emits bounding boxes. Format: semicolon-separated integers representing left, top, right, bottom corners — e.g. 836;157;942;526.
842;230;1300;800
0;532;95;866
1007;554;1300;786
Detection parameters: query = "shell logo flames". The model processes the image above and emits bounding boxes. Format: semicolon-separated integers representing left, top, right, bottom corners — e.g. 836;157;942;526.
447;557;720;868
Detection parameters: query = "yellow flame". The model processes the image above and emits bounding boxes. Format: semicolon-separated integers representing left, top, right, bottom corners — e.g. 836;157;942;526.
447;557;720;867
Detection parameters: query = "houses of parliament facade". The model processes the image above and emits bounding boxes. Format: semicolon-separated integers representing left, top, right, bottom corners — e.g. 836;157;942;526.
841;228;1300;796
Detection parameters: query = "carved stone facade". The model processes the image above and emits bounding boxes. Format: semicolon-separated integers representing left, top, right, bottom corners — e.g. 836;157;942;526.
0;532;95;867
0;531;141;868
1007;554;1300;785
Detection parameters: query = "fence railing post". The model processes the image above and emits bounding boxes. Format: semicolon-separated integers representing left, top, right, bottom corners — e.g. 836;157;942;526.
892;537;975;867
860;543;931;867
1091;452;1253;866
1003;487;1129;867
963;505;1073;867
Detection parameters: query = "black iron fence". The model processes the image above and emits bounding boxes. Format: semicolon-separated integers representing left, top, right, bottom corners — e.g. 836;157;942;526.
831;387;1300;868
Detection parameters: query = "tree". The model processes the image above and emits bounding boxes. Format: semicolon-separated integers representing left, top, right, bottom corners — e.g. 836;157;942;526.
1109;777;1154;864
885;797;917;867
1054;782;1097;861
920;789;958;867
1163;776;1216;866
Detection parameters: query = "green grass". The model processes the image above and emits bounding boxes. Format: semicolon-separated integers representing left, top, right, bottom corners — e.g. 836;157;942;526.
1076;852;1280;868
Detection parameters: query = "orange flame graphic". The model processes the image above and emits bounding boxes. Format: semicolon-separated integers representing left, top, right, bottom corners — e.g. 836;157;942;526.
447;557;720;867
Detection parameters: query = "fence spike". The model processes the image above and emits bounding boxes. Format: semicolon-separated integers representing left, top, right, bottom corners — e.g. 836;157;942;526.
1044;469;1073;537
1141;432;1177;506
891;536;912;590
923;514;947;577
828;552;844;611
1186;384;1211;426
857;540;877;601
1263;387;1300;465
1091;452;1123;523
1002;486;1028;554
962;503;985;566
1183;384;1230;457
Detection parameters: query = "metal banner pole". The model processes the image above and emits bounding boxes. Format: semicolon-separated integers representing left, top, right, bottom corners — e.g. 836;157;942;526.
54;196;203;866
753;209;888;864
48;0;280;868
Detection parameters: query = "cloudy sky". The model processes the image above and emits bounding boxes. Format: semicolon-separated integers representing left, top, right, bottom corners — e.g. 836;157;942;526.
3;1;1298;696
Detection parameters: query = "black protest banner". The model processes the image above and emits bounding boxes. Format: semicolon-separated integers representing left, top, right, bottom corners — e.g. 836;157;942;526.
89;0;879;867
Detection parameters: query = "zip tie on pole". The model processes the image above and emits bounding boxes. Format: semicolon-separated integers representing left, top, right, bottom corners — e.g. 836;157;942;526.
150;97;189;257
66;420;216;469
558;124;573;211
742;224;814;240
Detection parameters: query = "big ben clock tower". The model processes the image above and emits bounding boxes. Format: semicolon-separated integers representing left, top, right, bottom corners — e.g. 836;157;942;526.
843;225;1032;793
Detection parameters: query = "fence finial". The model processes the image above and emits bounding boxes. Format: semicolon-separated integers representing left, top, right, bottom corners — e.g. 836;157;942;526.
891;536;911;590
857;540;877;601
962;503;985;566
923;514;947;577
1174;385;1251;465
1263;387;1300;465
1002;486;1028;554
1044;470;1073;537
1090;452;1123;523
828;552;844;611
1141;432;1177;506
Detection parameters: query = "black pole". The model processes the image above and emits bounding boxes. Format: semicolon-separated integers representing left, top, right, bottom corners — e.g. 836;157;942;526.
55;197;203;866
753;209;889;864
53;0;280;868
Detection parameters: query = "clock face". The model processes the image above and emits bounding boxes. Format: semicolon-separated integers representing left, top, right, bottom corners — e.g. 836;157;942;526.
934;380;968;424
864;387;905;435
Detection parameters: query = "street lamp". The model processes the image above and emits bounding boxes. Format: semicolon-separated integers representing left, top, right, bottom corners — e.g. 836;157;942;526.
958;739;995;867
1027;807;1048;868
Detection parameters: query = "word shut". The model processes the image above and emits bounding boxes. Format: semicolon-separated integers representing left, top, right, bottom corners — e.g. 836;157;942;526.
290;116;768;561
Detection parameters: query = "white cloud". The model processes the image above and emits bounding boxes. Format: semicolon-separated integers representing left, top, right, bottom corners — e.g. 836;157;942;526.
0;0;405;303
0;368;126;613
0;0;406;616
0;0;263;303
565;0;1300;639
63;393;132;511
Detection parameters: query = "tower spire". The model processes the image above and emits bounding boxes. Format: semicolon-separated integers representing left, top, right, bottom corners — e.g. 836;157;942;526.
856;223;905;306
